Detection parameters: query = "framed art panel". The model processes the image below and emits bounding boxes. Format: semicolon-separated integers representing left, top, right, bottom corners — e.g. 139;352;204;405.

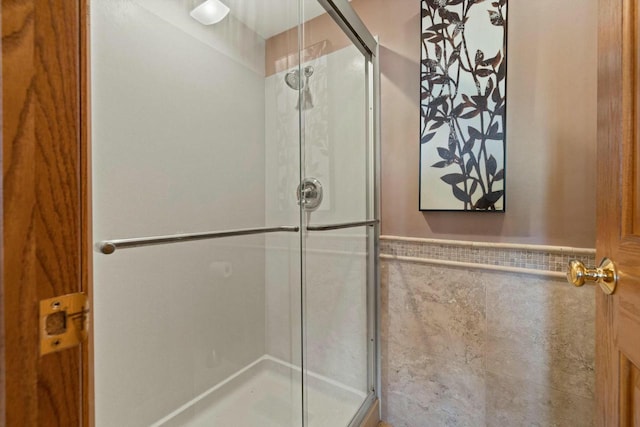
419;0;507;211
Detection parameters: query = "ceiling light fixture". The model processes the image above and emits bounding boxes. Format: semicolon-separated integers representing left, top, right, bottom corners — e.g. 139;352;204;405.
190;0;230;25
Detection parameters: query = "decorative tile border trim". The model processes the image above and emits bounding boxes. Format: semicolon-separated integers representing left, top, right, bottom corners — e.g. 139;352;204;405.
379;254;568;279
380;235;596;277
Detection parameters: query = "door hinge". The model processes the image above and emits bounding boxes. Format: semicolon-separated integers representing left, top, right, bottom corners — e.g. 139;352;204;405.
40;292;89;356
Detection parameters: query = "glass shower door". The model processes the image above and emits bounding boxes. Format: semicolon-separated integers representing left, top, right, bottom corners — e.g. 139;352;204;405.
91;0;377;425
299;1;379;425
91;1;306;426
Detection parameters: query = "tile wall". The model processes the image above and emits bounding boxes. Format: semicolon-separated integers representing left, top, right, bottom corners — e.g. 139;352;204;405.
380;238;594;273
380;237;596;427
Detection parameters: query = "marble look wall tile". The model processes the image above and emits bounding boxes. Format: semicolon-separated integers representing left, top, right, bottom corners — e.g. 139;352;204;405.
382;356;485;427
486;275;595;399
382;261;486;372
486;370;595;427
381;261;486;426
381;255;595;427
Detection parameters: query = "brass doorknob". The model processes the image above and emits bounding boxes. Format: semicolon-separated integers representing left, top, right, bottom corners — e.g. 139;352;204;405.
566;258;618;295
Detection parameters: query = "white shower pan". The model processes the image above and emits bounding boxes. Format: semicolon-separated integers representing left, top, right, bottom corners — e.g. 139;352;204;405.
153;356;367;427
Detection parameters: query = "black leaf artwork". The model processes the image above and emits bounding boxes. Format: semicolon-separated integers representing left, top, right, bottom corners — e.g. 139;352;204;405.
419;0;507;211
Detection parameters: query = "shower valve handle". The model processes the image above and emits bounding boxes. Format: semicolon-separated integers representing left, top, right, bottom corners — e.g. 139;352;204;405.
296;178;323;212
566;258;617;295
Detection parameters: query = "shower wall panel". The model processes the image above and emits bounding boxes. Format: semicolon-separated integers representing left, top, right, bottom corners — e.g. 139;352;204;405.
92;1;268;425
264;45;368;393
264;53;303;368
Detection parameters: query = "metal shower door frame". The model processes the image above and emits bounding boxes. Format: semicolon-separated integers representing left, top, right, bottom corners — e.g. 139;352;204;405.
300;1;381;425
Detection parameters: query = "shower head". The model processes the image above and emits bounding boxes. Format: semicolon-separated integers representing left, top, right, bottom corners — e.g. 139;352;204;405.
284;70;303;90
284;66;314;90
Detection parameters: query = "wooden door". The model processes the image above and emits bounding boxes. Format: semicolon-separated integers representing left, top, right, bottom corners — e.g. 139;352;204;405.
1;1;91;426
597;0;640;425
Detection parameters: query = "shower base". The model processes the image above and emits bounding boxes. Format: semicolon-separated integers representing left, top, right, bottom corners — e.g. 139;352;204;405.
153;356;367;427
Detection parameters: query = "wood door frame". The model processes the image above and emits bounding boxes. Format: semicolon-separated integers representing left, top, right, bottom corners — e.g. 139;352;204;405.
81;0;94;425
597;0;640;425
596;0;623;423
1;0;93;425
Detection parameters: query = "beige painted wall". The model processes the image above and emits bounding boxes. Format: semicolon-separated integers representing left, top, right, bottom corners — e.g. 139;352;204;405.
352;0;598;247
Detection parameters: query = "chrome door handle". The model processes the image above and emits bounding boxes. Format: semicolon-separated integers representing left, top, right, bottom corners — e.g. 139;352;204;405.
567;258;618;295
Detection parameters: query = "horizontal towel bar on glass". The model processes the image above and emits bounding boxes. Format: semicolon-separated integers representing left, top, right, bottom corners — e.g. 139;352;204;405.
98;226;300;254
98;220;379;254
305;219;379;231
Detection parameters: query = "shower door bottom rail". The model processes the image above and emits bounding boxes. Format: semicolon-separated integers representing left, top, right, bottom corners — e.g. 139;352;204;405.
98;225;300;254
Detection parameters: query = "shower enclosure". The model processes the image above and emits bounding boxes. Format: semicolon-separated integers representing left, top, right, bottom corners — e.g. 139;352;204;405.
91;0;379;425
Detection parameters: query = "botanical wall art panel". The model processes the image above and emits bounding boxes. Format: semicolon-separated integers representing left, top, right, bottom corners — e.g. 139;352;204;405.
420;0;507;211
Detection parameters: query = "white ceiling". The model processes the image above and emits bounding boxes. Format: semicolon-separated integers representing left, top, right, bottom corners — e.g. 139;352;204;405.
223;0;333;39
134;0;353;42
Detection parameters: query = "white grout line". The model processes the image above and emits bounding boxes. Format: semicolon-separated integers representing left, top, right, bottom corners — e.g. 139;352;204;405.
380;254;569;279
380;235;596;255
150;355;367;426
